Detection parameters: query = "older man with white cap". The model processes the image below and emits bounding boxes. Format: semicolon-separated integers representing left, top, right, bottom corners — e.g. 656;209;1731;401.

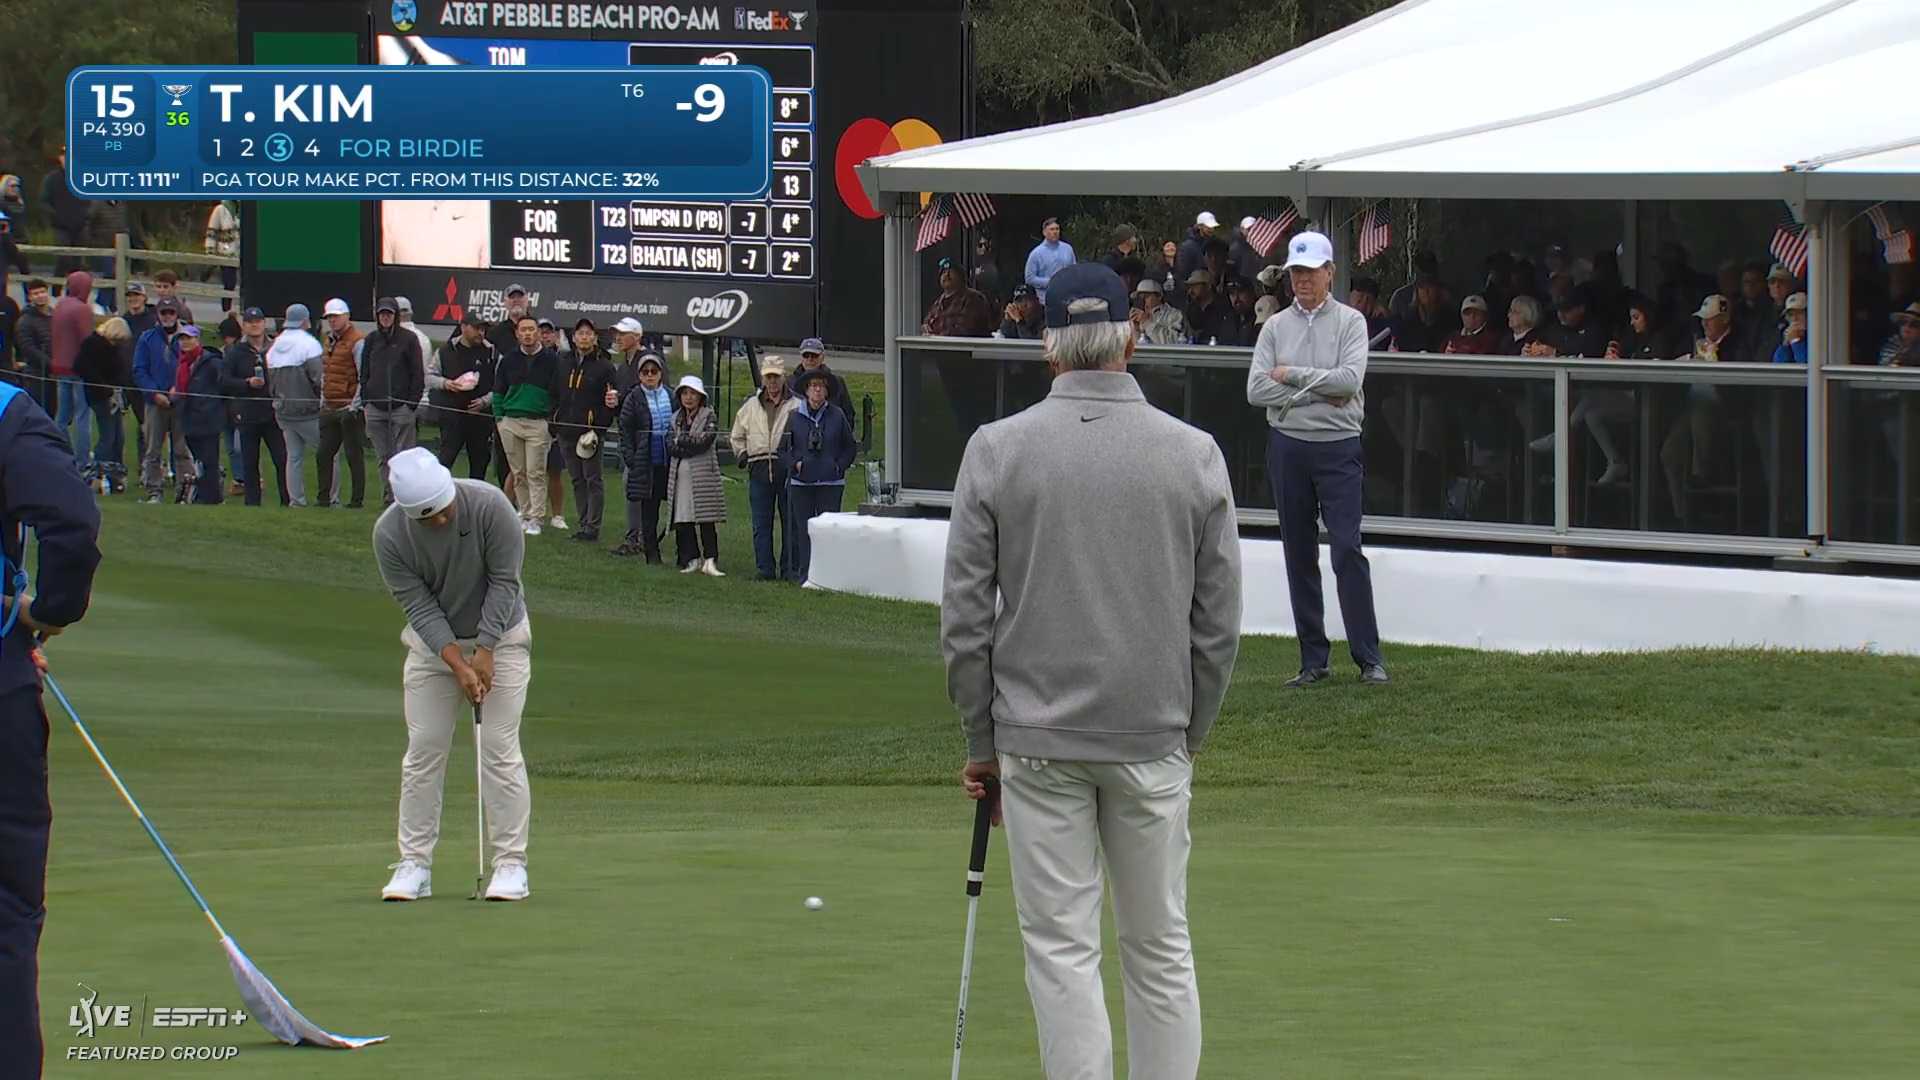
1248;230;1388;688
373;446;534;902
943;260;1242;1080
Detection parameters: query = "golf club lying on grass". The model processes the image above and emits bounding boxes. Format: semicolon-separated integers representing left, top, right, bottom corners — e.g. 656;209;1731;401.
40;672;387;1050
470;701;486;901
950;775;998;1079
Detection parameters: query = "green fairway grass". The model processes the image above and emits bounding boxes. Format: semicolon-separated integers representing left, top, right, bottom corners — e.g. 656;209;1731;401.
33;482;1920;1078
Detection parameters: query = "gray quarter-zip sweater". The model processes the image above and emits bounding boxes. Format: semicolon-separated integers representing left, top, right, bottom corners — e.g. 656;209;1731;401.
373;480;528;655
1246;295;1370;440
941;369;1243;764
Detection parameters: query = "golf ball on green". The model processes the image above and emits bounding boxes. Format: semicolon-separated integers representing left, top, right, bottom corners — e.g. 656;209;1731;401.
804;896;825;911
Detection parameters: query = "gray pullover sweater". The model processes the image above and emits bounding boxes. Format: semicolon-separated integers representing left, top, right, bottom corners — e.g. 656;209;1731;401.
373;480;528;655
1246;295;1370;440
941;370;1243;764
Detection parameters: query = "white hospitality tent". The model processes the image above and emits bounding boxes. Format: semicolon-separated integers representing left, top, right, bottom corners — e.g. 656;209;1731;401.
854;0;1920;561
857;0;1920;203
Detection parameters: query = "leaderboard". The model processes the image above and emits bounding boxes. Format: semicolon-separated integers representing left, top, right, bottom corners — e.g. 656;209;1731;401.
612;42;815;283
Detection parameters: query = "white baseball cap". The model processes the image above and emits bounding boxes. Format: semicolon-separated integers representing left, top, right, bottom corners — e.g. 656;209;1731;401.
1195;211;1220;229
612;316;644;334
395;296;414;313
322;297;350;317
1239;215;1255;231
1282;231;1335;270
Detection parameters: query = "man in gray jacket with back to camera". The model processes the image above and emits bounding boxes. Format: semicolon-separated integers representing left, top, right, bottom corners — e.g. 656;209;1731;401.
942;261;1242;1080
1247;230;1387;688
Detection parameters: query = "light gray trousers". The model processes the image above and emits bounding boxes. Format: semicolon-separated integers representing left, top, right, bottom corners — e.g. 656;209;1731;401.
999;749;1199;1080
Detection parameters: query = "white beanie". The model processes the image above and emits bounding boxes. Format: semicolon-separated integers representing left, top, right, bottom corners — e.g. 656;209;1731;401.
388;447;456;520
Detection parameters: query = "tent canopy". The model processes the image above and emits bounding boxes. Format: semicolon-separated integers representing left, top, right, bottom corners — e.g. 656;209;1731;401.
859;0;1920;203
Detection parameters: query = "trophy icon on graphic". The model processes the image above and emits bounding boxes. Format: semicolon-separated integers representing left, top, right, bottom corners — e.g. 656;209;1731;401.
163;84;192;108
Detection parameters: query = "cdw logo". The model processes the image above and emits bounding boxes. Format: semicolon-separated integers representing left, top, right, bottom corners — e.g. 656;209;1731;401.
686;289;750;335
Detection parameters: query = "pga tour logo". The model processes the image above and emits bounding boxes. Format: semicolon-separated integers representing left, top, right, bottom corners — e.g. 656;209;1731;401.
686;289;751;335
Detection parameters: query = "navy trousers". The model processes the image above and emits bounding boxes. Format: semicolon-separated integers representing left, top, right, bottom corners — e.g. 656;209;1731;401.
1267;429;1384;672
0;686;51;1078
746;467;792;580
788;484;844;583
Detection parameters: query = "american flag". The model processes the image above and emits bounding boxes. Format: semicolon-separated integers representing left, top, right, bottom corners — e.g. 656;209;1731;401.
1867;203;1912;264
1244;204;1299;257
1866;203;1896;243
1769;211;1809;277
914;195;952;252
951;192;996;229
1357;202;1392;264
1887;230;1915;266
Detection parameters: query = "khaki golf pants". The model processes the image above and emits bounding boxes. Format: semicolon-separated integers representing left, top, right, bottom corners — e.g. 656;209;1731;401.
999;749;1199;1080
398;618;532;870
496;417;550;524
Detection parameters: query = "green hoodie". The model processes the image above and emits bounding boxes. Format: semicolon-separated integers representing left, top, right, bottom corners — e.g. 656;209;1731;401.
492;345;558;420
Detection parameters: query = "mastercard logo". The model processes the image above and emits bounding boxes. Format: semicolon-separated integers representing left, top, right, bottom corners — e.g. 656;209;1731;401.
834;117;943;220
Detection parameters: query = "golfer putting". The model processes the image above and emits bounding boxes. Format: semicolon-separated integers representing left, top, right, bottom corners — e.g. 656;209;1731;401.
374;448;534;902
941;262;1242;1079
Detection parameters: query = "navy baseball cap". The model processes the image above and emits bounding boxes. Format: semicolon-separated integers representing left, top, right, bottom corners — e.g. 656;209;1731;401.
936;257;955;271
799;337;825;355
240;306;266;320
1043;263;1132;328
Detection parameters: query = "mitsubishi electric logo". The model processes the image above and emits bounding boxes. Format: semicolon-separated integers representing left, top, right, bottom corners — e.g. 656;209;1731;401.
734;7;807;31
686;288;751;335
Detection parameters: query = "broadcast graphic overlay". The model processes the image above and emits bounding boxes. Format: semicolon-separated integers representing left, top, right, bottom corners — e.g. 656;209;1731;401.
65;65;771;200
373;5;821;339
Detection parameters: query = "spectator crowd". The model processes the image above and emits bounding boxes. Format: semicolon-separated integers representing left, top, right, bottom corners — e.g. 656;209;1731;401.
0;270;862;585
929;207;1920;529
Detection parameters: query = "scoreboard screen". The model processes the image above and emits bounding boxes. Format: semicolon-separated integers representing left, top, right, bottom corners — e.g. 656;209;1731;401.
374;4;819;339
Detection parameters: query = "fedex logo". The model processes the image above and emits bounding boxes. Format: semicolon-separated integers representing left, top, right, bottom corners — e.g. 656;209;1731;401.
734;8;807;31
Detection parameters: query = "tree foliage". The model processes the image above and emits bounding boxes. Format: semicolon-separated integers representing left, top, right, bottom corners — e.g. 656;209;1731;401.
0;0;235;231
971;0;1395;129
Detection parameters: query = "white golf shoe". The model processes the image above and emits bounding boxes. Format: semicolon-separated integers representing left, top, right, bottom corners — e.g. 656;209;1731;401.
524;520;543;537
700;558;725;578
381;860;431;901
485;861;530;901
549;515;569;531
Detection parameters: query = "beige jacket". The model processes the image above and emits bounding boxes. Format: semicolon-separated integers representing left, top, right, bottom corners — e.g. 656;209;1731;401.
729;390;798;464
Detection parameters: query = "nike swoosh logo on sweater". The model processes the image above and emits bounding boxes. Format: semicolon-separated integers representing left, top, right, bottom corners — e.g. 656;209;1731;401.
1079;414;1106;423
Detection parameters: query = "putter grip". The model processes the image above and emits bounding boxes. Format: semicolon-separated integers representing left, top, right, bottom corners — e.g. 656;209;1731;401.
965;777;997;897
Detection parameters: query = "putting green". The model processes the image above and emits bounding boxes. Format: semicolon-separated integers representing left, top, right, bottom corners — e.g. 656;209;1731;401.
30;493;1920;1077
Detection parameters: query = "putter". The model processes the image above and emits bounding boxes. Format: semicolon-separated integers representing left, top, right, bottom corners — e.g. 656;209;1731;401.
41;672;386;1048
950;775;998;1079
469;701;486;900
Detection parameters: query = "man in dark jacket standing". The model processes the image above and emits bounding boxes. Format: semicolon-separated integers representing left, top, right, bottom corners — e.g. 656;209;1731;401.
219;307;290;507
177;327;229;504
430;313;497;480
0;368;103;1080
14;280;53;413
1172;211;1219;287
553;319;616;543
358;297;426;507
784;367;857;583
39;149;90;276
793;337;854;422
